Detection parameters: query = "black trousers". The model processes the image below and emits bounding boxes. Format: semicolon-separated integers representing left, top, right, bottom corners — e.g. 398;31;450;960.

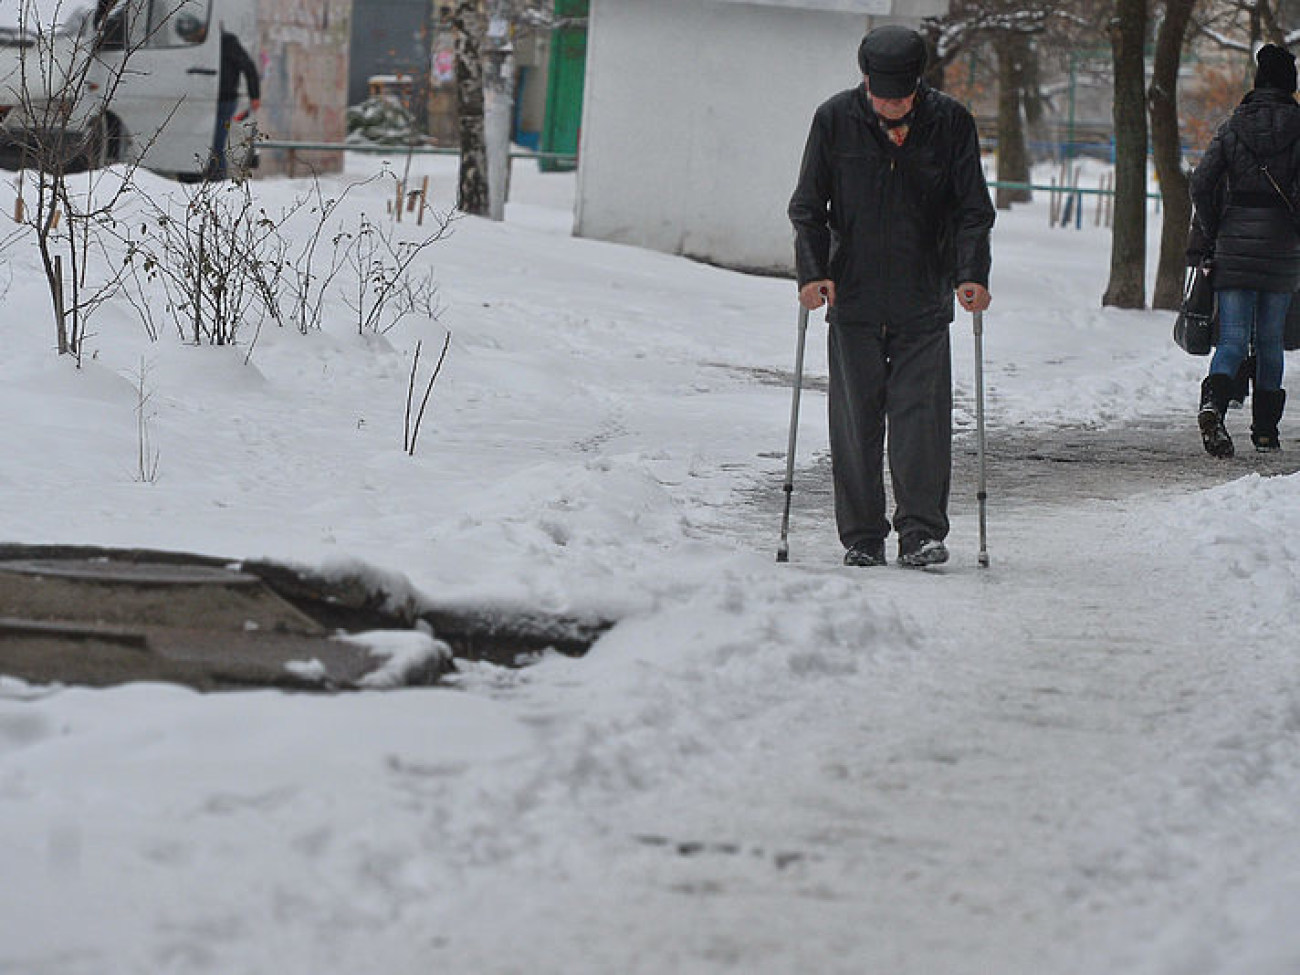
827;322;952;550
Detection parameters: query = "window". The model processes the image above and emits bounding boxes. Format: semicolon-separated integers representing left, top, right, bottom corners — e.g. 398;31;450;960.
147;0;210;48
95;0;128;50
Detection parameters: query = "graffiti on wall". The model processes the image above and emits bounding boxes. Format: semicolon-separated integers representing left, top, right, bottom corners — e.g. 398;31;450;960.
261;0;349;46
256;0;350;173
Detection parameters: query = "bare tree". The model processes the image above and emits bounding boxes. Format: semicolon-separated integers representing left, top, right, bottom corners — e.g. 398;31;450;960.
1149;0;1199;310
923;2;1093;203
1194;0;1300;50
453;0;553;218
1183;0;1300;153
454;0;489;216
1104;0;1150;309
995;29;1033;206
3;0;181;358
6;0;121;355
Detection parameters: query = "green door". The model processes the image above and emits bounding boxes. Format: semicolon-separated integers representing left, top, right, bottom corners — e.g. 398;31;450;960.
540;0;587;172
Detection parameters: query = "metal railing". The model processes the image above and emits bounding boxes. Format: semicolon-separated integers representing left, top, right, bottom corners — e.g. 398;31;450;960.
987;179;1168;230
987;179;1163;201
254;138;577;172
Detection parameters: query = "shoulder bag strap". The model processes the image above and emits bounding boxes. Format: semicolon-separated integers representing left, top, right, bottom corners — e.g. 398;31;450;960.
1233;130;1300;229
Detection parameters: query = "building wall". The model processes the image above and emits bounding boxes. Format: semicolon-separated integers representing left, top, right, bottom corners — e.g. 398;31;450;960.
427;8;459;146
346;0;433;111
255;0;352;175
513;24;552;148
575;0;944;274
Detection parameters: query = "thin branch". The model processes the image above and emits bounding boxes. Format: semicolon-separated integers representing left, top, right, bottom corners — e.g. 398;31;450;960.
407;331;451;457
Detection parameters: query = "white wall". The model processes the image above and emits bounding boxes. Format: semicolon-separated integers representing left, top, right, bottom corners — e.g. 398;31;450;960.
574;0;941;274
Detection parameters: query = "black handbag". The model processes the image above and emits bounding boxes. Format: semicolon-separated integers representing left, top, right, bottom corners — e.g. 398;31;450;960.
1174;260;1216;355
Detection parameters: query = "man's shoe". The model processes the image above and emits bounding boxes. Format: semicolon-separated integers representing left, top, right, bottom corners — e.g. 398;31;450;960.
844;540;887;567
898;534;949;568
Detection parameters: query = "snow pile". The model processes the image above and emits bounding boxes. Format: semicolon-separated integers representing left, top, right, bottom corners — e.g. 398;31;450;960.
346;96;420;146
344;629;452;689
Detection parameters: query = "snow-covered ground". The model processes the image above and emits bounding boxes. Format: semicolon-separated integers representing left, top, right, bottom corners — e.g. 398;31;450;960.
0;152;1297;975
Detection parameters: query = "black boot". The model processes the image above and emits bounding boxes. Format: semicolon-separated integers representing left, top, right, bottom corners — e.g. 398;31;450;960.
1251;388;1286;452
1199;374;1235;458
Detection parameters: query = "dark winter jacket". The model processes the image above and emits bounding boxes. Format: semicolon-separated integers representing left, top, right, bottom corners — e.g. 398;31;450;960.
788;83;995;329
1191;88;1300;293
219;32;260;104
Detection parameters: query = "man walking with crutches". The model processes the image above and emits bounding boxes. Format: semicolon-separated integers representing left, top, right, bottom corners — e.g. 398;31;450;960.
788;25;995;568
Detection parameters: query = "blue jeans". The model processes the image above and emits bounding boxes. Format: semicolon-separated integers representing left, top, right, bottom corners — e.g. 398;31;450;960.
209;99;239;179
1211;289;1290;392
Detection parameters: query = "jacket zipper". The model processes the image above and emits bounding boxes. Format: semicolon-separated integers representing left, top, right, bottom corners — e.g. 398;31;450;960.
883;152;897;318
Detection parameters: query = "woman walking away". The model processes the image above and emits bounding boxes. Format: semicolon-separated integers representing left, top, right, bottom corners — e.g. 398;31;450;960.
1190;43;1300;456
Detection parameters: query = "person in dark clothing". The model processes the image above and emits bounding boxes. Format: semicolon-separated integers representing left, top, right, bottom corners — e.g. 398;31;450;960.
788;25;995;568
1190;43;1300;456
92;0;118;29
209;31;261;180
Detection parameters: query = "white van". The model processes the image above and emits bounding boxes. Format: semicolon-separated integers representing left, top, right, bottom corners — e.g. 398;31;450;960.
0;0;257;179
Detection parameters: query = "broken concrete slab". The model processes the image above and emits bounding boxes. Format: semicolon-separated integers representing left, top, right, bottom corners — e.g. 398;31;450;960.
0;549;449;691
0;616;398;691
0;544;614;691
0;557;324;633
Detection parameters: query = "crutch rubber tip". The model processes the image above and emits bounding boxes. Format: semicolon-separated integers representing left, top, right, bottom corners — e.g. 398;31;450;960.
978;553;990;568
776;549;789;563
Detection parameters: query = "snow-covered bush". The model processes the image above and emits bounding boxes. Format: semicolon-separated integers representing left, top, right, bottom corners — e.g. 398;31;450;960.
346;96;421;147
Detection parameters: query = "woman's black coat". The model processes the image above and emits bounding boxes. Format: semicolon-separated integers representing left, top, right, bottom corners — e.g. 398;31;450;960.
1191;88;1300;293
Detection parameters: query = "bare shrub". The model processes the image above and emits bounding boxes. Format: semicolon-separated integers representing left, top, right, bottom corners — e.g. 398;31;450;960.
3;0;186;361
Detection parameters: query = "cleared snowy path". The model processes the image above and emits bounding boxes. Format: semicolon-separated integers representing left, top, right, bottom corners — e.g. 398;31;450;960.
471;414;1300;975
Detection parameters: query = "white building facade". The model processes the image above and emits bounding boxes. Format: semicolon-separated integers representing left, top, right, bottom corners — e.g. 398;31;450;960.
574;0;949;275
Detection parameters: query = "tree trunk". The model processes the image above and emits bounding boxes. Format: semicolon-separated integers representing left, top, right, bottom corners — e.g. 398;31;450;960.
483;2;513;222
924;61;946;92
1022;40;1045;134
454;0;489;216
921;29;946;91
1148;0;1196;311
995;31;1032;208
1103;0;1149;309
